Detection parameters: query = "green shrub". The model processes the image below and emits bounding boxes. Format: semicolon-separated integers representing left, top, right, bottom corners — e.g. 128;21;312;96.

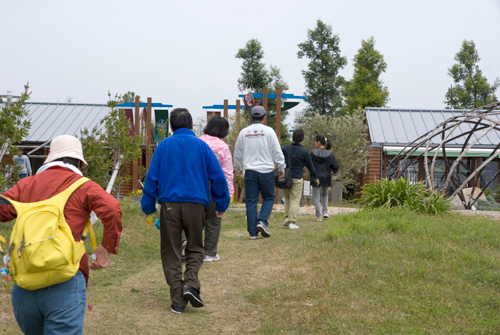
359;177;450;214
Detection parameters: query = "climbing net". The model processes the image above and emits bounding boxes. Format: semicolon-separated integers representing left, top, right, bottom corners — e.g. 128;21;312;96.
388;101;500;209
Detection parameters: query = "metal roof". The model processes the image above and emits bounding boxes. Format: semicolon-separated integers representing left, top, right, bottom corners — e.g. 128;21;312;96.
1;102;112;142
365;108;500;148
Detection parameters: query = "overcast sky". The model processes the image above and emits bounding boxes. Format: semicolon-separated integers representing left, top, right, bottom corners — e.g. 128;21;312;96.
2;0;499;126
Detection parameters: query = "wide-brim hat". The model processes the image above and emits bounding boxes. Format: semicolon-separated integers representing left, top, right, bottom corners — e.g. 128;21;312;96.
44;135;88;167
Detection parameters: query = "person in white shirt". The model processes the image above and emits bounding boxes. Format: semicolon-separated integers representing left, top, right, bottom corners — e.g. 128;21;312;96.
233;106;285;239
14;148;32;179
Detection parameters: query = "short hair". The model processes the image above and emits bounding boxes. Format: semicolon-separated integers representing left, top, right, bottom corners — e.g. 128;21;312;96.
53;157;81;169
170;108;193;131
251;114;265;122
292;129;304;143
203;116;229;139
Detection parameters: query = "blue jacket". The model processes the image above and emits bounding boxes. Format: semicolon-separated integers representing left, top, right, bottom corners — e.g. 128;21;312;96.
141;128;231;215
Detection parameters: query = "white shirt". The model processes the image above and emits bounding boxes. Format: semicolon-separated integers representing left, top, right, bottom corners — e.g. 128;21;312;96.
233;122;285;174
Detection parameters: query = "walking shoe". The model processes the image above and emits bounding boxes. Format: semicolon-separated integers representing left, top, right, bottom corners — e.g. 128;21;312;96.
183;285;204;308
316;216;323;222
289;223;299;229
256;221;270;237
283;217;290;227
203;254;220;262
250;235;260;240
171;305;184;314
323;212;329;218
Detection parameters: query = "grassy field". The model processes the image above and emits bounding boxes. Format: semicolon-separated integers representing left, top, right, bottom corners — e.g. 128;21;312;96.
1;199;500;334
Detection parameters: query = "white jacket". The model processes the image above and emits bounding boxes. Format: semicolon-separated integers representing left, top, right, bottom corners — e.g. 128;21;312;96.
233;122;285;174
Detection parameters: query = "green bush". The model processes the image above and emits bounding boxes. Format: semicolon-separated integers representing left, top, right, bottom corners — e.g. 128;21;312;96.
359;177;451;214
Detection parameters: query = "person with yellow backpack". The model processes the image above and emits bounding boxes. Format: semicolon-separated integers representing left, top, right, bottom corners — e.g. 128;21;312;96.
0;135;123;335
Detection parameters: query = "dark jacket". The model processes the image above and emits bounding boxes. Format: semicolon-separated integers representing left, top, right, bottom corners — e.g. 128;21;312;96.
282;143;317;180
310;149;340;187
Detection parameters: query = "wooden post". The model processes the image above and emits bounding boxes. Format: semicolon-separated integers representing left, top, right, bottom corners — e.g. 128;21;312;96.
132;96;140;190
146;97;152;171
262;86;268;125
418;156;425;182
233;99;240;203
223;99;228;119
276;87;282;141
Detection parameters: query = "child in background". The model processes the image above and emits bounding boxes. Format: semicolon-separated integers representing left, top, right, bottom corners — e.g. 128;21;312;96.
310;135;340;221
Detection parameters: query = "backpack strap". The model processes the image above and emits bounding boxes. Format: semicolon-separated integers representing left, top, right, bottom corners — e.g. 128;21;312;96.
0;235;7;255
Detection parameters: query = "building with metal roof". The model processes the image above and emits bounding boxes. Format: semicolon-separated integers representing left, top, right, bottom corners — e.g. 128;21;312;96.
0;102;112;143
363;107;500;191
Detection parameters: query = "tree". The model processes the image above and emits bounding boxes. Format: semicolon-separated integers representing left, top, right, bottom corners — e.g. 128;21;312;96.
235;39;269;92
444;40;499;109
342;37;389;115
0;83;31;190
235;39;293;143
298;109;370;188
79;92;143;196
297;19;347;117
120;91;141;103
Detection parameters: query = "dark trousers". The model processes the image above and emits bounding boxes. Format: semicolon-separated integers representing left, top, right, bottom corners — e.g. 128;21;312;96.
204;199;221;256
160;202;205;307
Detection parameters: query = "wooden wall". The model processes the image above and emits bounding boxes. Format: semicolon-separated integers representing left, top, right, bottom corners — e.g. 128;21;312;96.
361;147;382;186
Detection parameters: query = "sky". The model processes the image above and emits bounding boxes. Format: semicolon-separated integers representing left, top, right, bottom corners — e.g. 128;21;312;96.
2;0;500;126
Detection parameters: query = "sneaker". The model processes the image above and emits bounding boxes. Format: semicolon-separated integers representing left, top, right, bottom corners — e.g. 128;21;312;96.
316;216;323;222
289;223;299;229
250;235;260;240
323;212;329;218
171;305;184;314
182;285;204;308
203;254;220;262
283;217;290;227
256;221;270;237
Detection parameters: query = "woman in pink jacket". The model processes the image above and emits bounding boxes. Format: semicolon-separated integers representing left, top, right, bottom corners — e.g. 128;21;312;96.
199;116;234;261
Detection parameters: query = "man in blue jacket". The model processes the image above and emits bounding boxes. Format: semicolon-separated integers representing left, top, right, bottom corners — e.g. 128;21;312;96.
141;108;230;314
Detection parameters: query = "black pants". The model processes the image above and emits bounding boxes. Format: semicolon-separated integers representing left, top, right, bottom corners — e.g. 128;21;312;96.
160;202;205;307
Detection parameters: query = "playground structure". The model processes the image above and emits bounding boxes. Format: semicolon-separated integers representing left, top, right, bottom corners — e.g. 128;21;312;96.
387;101;500;209
204;87;306;203
117;97;172;193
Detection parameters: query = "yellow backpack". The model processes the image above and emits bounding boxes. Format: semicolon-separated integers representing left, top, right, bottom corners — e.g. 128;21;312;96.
0;177;96;290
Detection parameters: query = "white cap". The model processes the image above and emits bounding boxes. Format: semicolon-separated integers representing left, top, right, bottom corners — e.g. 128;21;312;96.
44;135;88;167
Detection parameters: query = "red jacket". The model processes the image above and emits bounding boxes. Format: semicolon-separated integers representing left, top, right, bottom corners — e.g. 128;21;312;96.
0;166;122;283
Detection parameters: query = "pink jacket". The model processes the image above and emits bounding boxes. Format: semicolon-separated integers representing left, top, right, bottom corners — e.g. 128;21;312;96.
199;134;234;196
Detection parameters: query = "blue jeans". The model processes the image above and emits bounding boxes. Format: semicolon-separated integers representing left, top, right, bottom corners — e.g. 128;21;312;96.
19;173;27;179
244;170;275;236
12;271;87;335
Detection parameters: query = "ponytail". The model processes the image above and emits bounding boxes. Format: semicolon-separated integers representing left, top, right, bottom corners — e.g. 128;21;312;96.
315;134;332;150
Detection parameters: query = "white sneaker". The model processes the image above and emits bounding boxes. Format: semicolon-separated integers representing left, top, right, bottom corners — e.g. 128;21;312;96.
289;223;299;229
316;216;323;222
323;212;329;218
283;218;290;227
203;254;220;262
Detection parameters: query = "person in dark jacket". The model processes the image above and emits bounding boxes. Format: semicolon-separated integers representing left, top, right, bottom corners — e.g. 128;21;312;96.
310;135;340;221
281;129;318;229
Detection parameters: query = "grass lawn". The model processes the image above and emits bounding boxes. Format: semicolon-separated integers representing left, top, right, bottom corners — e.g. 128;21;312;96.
1;198;500;334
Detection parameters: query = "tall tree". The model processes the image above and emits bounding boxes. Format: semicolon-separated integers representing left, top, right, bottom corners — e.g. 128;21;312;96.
297;19;347;117
235;39;269;92
342;37;389;115
444;40;499;109
235;40;292;142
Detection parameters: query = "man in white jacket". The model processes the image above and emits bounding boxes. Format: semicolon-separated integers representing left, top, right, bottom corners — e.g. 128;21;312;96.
233;106;285;239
